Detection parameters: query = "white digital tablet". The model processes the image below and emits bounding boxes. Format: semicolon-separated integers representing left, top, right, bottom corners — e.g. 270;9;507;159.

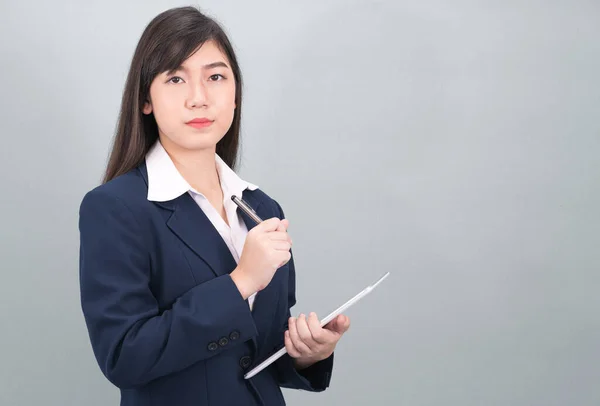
244;271;390;379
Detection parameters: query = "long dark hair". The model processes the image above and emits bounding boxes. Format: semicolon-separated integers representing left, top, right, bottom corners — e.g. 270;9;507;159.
103;6;243;184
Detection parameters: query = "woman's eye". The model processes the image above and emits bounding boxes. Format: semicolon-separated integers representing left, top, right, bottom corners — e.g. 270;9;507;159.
209;74;225;81
168;76;184;84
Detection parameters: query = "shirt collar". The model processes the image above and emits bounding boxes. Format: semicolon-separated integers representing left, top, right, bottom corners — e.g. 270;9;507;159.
145;140;258;202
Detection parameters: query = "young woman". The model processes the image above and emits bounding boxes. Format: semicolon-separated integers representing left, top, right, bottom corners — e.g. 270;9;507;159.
78;6;350;406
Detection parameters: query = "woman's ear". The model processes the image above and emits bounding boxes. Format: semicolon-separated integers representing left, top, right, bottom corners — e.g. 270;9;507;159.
143;100;152;115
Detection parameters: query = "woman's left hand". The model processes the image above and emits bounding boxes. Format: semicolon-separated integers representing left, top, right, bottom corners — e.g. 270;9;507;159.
284;312;351;369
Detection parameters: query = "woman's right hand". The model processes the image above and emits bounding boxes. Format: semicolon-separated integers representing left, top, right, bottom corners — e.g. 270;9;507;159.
231;217;292;299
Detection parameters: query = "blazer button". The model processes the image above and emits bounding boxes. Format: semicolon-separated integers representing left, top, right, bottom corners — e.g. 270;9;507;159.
229;331;240;341
239;356;252;369
218;337;229;347
207;342;219;351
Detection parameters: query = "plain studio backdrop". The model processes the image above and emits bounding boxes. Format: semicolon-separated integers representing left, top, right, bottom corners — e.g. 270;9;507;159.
1;1;599;405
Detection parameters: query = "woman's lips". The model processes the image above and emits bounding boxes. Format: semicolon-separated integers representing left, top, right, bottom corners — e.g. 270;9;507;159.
186;121;213;129
186;118;213;129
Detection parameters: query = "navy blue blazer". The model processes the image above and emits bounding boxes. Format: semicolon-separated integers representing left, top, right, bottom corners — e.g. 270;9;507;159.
78;162;333;406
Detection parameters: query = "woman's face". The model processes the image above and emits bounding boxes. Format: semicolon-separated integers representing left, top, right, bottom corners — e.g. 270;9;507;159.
143;40;236;152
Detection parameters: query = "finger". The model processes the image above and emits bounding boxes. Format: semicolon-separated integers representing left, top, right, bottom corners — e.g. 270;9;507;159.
295;314;317;351
272;241;292;251
277;251;292;268
284;330;302;358
288;317;312;355
268;231;292;244
306;312;330;344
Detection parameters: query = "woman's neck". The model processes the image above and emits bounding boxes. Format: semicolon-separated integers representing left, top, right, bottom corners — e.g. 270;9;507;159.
159;136;221;196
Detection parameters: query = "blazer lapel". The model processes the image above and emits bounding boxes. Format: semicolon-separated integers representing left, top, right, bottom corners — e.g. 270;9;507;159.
166;193;238;278
137;161;238;278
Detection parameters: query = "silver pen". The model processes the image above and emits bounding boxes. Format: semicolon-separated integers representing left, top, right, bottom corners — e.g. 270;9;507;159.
231;195;263;224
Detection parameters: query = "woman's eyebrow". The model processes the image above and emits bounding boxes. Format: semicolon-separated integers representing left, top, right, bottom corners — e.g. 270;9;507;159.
203;61;229;70
167;61;230;75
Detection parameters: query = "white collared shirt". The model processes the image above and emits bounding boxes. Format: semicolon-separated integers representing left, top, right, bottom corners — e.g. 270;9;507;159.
145;140;259;309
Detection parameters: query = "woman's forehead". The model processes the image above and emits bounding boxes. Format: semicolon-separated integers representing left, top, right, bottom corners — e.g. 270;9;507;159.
179;40;231;70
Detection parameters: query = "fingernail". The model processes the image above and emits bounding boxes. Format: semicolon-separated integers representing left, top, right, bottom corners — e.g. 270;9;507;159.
310;312;316;318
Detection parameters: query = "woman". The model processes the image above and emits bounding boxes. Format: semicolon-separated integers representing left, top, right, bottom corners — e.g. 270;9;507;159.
78;6;350;406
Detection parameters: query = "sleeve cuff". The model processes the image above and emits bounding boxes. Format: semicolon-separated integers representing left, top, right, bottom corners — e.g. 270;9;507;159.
275;352;334;392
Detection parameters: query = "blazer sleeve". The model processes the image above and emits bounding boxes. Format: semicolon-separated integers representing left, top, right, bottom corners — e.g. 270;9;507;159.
78;189;259;389
269;201;334;392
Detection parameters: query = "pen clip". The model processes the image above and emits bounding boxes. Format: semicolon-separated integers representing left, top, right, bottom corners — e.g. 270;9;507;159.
231;195;263;224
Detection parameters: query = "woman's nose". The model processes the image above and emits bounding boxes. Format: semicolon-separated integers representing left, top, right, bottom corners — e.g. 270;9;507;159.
185;81;208;108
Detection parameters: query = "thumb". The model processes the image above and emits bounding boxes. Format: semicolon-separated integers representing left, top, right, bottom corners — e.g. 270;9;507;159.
326;314;350;335
277;219;289;232
257;217;281;232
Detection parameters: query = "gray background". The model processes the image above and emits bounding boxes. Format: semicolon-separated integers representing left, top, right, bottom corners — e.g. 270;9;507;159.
1;0;599;405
